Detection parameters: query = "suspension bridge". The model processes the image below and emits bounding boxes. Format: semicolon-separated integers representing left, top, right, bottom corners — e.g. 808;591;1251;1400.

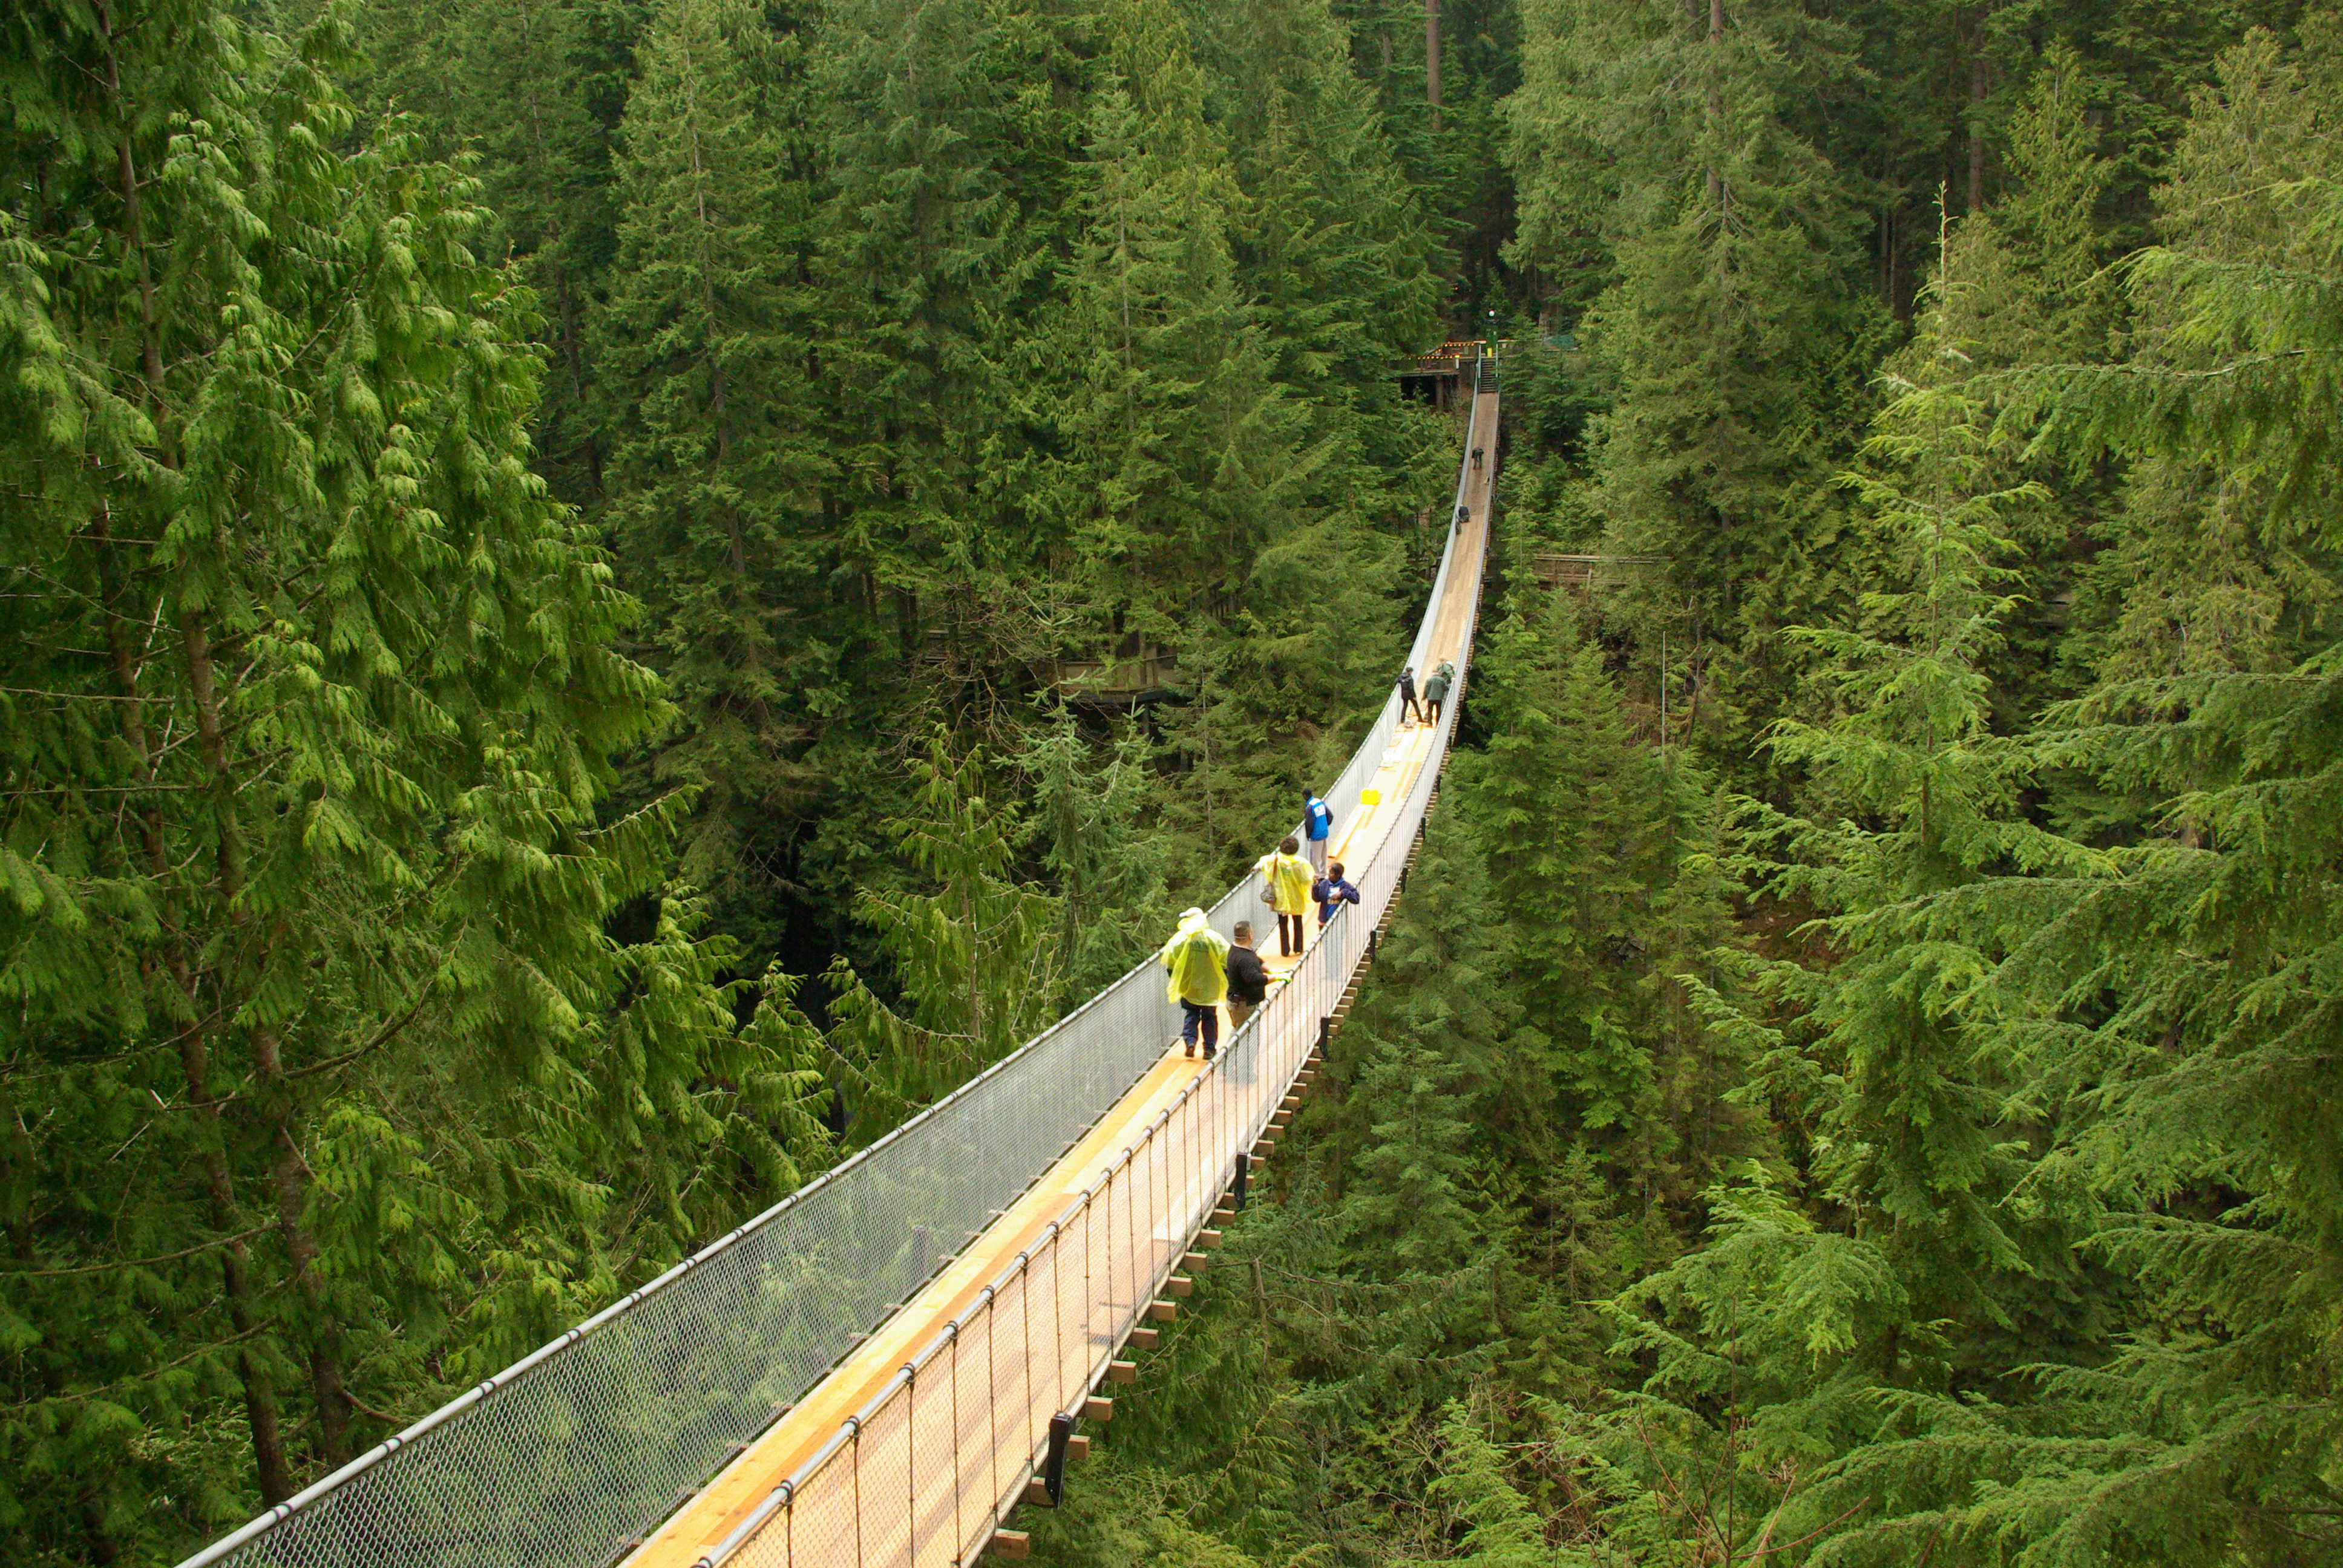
181;364;1501;1568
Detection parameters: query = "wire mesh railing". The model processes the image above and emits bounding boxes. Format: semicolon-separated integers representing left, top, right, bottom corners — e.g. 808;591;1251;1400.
178;386;1493;1568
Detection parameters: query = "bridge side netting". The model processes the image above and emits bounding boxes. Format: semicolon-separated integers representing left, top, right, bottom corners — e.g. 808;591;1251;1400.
180;381;1493;1568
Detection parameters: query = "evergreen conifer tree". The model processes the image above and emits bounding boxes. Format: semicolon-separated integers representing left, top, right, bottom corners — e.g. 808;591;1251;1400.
1184;0;1444;433
1467;596;1666;1150
1507;0;1883;747
595;0;831;950
1752;213;2093;1345
1326;812;1516;1361
356;0;639;502
821;737;1063;1136
816;0;1080;682
1014;713;1172;995
0;5;827;1553
1043;2;1262;617
1795;24;2343;1560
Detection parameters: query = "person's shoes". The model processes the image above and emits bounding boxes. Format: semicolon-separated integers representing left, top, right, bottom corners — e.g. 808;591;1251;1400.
1203;1047;1215;1061
1184;1044;1195;1058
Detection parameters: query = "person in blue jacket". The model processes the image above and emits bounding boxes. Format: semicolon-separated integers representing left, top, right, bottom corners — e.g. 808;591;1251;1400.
1312;863;1360;927
1302;790;1334;874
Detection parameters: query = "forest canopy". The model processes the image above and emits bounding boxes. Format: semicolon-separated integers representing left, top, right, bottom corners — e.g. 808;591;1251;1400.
6;1;2343;1565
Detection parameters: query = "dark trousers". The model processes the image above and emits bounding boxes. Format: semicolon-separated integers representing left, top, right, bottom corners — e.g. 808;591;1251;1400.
1401;694;1425;724
1277;913;1303;955
1181;1001;1219;1057
1426;697;1443;724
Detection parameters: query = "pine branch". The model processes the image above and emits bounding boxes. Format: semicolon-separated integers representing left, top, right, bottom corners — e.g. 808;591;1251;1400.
2;1223;275;1278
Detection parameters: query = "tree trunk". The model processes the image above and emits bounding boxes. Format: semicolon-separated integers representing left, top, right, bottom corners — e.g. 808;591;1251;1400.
1424;0;1441;131
97;0;301;1495
1968;7;1992;213
183;612;347;1485
1705;0;1725;214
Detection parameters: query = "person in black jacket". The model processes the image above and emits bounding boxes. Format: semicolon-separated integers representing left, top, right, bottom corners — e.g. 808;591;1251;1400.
1226;921;1270;1030
1398;665;1425;725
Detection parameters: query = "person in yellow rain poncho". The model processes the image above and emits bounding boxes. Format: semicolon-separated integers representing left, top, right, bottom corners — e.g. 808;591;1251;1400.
1159;907;1231;1059
1256;836;1315;958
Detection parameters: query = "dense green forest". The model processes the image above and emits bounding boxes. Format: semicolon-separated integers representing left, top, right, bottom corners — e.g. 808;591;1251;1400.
6;0;2343;1562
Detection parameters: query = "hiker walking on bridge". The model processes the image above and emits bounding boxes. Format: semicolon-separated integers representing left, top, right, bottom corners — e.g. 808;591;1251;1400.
1398;665;1426;726
1424;659;1455;725
1160;907;1230;1059
1257;837;1315;957
1302;789;1333;874
1227;921;1270;1030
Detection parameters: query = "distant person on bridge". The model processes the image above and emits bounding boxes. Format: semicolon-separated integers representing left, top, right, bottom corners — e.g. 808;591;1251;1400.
1312;862;1360;927
1398;665;1426;726
1453;501;1469;535
1226;921;1270;1030
1257;837;1315;956
1424;659;1455;724
1160;907;1231;1059
1302;789;1334;874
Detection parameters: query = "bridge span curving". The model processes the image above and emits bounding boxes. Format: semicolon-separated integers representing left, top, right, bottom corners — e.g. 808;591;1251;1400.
180;373;1501;1568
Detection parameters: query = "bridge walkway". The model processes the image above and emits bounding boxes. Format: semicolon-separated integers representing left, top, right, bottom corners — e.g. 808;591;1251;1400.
626;385;1498;1568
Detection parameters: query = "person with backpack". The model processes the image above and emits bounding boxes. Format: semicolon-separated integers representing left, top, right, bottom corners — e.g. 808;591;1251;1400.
1301;789;1334;874
1256;836;1315;957
1312;862;1360;927
1424;658;1455;725
1158;907;1230;1059
1398;666;1425;726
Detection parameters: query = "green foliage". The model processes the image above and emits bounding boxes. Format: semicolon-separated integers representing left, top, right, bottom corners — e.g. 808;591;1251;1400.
1401;1402;1581;1567
1014;712;1173;993
22;0;2343;1563
355;0;640;504
821;736;1063;1136
594;0;831;949
0;3;828;1556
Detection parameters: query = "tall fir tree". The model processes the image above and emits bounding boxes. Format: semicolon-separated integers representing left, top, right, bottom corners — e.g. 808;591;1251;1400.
1507;0;1887;753
355;0;644;503
816;0;1083;688
819;737;1063;1138
1797;23;2343;1561
595;0;831;954
0;4;828;1556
